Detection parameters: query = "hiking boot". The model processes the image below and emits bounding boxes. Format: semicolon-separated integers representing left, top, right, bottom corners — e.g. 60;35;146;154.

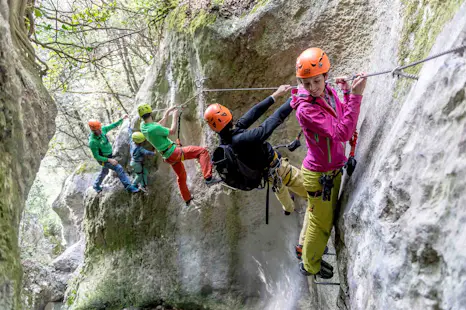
93;185;103;193
126;185;140;193
321;259;334;272
205;177;222;187
318;261;334;279
295;244;303;260
283;211;291;216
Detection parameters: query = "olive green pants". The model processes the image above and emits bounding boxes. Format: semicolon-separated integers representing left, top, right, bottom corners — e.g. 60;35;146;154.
271;158;307;215
301;166;342;274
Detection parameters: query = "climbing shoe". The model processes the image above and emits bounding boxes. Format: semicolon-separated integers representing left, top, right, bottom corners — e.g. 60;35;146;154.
93;185;103;193
125;185;140;193
295;244;303;260
205;177;222;186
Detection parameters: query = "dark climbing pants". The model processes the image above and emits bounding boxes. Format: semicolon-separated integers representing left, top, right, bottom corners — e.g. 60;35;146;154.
94;162;131;189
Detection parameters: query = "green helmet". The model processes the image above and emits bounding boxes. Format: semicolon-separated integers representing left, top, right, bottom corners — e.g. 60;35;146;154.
138;104;152;117
132;132;146;143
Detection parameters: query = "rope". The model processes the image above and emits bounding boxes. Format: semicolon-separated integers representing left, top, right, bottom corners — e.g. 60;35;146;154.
150;44;466;113
176;110;182;146
203;87;289;92
340;43;466;81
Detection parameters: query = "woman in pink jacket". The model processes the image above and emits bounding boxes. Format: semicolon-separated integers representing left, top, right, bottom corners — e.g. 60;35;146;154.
291;48;367;279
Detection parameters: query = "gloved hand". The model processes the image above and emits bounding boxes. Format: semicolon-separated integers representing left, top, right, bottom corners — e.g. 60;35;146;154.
287;139;301;152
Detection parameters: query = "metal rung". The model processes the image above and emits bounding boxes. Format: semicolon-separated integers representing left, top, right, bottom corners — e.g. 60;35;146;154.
314;276;340;286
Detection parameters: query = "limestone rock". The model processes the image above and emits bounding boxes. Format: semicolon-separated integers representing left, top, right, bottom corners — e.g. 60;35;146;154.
336;3;466;310
52;164;96;245
52;240;85;273
0;1;56;308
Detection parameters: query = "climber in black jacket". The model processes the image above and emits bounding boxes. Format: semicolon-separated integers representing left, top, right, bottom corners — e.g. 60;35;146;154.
204;85;308;218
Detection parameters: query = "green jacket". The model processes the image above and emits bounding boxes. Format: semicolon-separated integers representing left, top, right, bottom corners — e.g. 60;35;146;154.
88;119;123;162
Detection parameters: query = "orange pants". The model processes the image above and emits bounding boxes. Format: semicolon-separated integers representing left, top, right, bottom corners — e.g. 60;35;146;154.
164;146;213;202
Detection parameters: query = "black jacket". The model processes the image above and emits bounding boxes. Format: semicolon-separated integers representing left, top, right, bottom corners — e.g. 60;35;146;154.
220;96;293;170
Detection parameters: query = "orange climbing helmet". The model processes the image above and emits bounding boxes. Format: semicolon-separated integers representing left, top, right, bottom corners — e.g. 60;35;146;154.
88;119;102;131
204;103;233;133
296;47;330;78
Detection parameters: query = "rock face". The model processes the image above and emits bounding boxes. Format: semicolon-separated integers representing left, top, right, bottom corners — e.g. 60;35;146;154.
21;163;93;309
21;240;85;310
336;3;466;310
65;0;466;309
0;0;56;308
52;164;97;246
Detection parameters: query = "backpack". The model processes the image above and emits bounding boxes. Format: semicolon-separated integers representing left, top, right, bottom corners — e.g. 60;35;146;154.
212;144;266;191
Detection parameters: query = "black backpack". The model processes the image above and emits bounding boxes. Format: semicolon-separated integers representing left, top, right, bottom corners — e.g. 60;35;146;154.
212;144;266;191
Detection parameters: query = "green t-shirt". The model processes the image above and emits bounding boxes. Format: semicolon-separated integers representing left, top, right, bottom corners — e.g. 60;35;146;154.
88;119;123;162
140;121;175;158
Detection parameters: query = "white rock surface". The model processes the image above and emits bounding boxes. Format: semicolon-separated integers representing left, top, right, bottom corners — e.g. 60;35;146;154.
52;164;96;245
337;2;466;310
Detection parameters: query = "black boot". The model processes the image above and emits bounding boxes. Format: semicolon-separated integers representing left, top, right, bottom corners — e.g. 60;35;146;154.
321;259;334;272
317;264;334;279
299;261;334;279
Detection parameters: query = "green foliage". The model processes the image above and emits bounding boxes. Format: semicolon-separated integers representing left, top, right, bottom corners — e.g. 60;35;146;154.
21;179;64;260
250;0;269;14
67;289;77;306
166;4;218;34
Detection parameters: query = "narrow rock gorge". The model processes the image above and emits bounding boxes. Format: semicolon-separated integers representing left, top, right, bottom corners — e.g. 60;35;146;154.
5;0;466;309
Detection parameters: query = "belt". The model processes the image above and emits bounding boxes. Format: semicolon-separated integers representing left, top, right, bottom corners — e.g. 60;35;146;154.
99;154;113;166
160;143;175;156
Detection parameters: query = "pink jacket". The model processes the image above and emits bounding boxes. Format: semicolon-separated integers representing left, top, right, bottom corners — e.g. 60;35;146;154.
290;85;362;172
